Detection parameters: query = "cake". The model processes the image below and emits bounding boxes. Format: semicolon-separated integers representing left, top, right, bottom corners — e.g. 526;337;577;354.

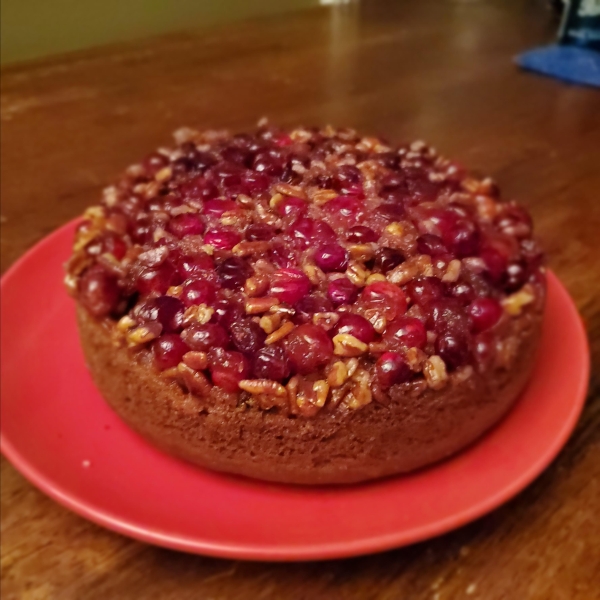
65;123;546;485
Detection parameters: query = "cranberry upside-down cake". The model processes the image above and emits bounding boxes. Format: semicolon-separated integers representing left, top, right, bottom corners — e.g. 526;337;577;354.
66;123;545;484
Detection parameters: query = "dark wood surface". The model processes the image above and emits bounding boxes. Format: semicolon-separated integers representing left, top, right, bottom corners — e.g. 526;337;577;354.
2;1;599;598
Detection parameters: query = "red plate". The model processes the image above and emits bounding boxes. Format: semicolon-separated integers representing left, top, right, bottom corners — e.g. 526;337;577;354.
1;221;589;561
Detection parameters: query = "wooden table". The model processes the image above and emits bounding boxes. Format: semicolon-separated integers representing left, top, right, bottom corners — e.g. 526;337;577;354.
2;1;599;597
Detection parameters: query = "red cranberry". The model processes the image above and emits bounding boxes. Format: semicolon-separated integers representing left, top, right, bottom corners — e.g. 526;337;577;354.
152;334;189;370
376;352;411;389
376;195;406;219
427;298;470;336
78;265;121;317
417;234;448;257
209;348;251;392
374;247;404;272
347;226;378;243
333;165;363;196
295;294;334;322
504;261;528;292
178;176;219;201
449;282;476;305
253;150;284;177
360;281;408;321
380;172;405;191
314;244;348;272
209;163;244;189
212;296;243;327
152;295;184;333
270;268;311;305
245;223;276;241
175;253;215;278
324;195;362;227
241;171;271;195
253;345;291;381
129;218;153;244
181;280;217;307
216;257;252;290
203;199;237;217
327;278;359;306
332;314;375;343
495;204;532;238
182;323;229;351
442;220;480;258
136;263;179;295
167;214;205;238
435;332;470;370
469;297;503;333
289;217;336;248
405;277;445;306
277;197;307;219
204;229;241;250
383;317;427;350
221;147;252;166
480;246;508;284
230;319;266;355
92;232;127;260
284;323;333;375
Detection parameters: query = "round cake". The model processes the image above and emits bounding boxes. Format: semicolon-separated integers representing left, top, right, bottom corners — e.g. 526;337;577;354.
66;123;546;485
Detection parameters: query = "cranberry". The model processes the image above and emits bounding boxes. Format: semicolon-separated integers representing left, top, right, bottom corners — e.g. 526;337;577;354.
245;223;276;241
373;248;404;272
480;246;508;284
203;199;237;217
347;226;378;243
167;214;205;238
136;263;179;295
333;165;363;196
96;232;127;260
495;204;532;238
253;345;291;381
181;280;217;307
504;261;528;292
230;319;266;355
129;218;153;244
209;348;251;392
295;294;333;322
152;334;189;370
288;217;336;248
469;297;503;333
175;253;214;278
151;295;184;333
178;176;219;201
417;234;448;257
405;277;445;306
204;229;241;250
209;162;244;189
360;281;408;321
221;146;252;166
216;257;252;290
427;298;470;336
324;195;362;227
182;323;229;351
442;220;480;258
284;323;333;375
449;282;476;305
435;332;470;370
240;171;271;195
383;317;427;350
212;296;243;327
377;195;406;219
253;150;284;177
376;352;411;389
276;197;307;218
78;265;121;317
327;278;359;306
380;172;406;191
314;244;348;272
332;314;375;343
270;268;311;305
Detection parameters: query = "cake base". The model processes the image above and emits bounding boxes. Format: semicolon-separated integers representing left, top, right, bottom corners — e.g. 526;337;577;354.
77;305;543;485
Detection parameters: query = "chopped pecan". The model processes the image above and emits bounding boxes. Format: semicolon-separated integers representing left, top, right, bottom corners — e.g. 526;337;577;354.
177;363;212;397
239;379;287;398
333;334;368;357
182;351;208;371
423;355;448;390
245;297;280;315
265;321;295;344
327;361;348;388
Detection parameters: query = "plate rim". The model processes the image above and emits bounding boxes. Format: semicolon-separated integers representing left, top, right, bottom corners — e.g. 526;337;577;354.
0;220;591;561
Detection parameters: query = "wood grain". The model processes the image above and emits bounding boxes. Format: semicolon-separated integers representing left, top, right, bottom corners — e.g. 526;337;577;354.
2;1;599;598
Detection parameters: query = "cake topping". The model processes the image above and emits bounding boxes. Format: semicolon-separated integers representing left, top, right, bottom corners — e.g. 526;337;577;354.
67;122;545;413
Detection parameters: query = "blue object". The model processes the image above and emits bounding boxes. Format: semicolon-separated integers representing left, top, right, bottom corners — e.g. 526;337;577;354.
516;44;600;88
